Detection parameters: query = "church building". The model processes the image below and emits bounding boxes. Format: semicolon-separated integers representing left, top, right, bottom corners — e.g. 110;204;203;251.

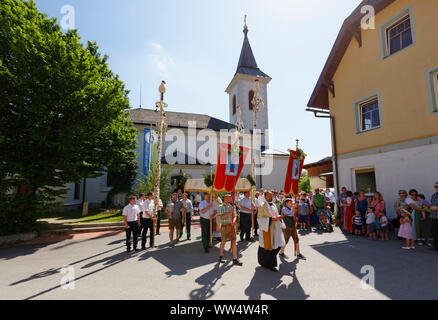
59;20;289;209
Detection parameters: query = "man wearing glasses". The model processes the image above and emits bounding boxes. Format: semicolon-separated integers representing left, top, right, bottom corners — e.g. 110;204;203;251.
430;183;438;251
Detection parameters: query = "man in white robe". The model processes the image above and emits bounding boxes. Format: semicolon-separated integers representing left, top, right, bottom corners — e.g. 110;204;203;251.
257;190;286;272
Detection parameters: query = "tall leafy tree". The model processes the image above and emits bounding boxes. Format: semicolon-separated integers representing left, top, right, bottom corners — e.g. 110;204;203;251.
0;0;137;234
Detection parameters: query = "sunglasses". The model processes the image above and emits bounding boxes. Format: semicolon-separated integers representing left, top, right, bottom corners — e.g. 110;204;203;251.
435;185;438;188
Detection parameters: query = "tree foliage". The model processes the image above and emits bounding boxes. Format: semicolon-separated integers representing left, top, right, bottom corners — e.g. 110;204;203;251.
135;165;173;208
299;170;310;193
0;0;137;234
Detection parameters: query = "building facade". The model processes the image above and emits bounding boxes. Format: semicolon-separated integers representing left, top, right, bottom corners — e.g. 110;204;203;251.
59;20;289;209
307;0;438;219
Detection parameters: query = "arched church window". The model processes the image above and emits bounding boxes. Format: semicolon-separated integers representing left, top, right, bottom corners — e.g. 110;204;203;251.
249;90;255;110
232;95;236;115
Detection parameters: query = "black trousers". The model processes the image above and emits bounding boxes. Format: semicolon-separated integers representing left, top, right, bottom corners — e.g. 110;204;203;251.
240;213;252;240
141;218;154;248
182;212;192;236
200;217;210;249
125;221;139;251
156;210;161;234
431;219;438;251
138;212;144;237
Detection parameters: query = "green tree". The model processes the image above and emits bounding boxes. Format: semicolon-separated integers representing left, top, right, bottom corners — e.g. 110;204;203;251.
135;165;173;209
299;170;310;193
0;0;137;234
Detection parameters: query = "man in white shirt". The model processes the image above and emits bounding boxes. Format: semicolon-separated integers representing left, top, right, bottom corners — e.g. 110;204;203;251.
141;192;156;249
325;188;336;213
199;194;217;253
137;193;147;239
123;195;141;252
239;191;255;242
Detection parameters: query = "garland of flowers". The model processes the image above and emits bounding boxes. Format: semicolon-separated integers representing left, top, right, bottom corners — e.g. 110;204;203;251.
246;174;256;186
297;148;307;161
204;173;215;188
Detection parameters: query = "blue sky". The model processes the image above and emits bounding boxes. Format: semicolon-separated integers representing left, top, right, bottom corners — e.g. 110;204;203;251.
34;0;363;163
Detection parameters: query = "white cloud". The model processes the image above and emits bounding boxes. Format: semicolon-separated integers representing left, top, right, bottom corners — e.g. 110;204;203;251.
147;42;175;77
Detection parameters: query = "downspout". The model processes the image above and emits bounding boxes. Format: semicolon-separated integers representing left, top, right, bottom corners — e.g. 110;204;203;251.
305;108;340;197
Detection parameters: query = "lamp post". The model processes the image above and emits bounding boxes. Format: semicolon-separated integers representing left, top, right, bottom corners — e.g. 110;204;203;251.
152;81;168;248
251;78;264;238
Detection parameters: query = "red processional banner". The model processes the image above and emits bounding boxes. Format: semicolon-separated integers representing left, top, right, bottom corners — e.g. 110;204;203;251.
213;142;249;193
283;149;305;196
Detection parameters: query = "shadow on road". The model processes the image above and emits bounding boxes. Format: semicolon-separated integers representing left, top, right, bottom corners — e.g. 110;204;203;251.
244;259;309;300
311;234;438;299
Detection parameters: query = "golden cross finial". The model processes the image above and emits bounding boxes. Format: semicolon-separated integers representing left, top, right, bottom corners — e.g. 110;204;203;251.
244;14;248;32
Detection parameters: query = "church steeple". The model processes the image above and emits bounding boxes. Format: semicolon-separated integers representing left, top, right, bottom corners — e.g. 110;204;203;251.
235;16;270;78
226;16;271;148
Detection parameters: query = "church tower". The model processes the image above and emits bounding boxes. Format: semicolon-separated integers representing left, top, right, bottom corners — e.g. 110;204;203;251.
226;18;271;149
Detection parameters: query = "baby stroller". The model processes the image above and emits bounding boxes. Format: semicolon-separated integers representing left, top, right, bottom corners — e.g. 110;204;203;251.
315;210;333;232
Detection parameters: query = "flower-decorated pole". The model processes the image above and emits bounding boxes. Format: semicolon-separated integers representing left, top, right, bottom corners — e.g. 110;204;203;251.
251;78;264;238
152;81;168;248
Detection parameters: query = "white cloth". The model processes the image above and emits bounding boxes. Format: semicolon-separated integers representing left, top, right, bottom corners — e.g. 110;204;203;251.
123;204;140;222
255;196;265;208
257;201;285;250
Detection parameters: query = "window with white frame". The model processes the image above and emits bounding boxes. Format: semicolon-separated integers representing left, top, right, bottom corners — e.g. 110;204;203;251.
359;98;381;132
386;15;413;56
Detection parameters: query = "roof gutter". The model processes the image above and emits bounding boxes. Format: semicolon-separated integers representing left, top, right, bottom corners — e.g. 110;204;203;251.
305;108;340;197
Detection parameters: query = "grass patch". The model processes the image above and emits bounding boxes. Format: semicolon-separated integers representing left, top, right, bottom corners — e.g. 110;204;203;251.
77;209;123;224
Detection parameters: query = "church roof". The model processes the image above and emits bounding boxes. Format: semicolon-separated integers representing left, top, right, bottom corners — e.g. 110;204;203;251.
128;108;235;131
235;27;270;79
261;148;289;156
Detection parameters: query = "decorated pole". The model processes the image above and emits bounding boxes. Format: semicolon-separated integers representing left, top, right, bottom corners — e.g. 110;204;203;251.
152;81;168;248
251;77;263;238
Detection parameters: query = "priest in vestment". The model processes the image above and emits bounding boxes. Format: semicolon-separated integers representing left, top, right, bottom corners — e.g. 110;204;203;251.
257;190;286;272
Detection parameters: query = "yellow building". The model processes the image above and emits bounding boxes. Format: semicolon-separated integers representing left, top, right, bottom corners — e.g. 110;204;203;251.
307;0;438;218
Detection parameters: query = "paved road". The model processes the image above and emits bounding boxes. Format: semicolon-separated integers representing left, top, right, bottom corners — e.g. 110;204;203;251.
1;227;437;300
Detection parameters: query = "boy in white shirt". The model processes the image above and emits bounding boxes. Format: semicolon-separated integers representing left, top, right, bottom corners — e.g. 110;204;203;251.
123;195;141;252
365;207;376;240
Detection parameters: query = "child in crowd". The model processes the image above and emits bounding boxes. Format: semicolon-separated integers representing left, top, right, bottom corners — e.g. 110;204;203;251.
378;212;389;241
418;194;431;220
398;209;415;249
298;197;309;231
365;207;376;240
352;210;363;236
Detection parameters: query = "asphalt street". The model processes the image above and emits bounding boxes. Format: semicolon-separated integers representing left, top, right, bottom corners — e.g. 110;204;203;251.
1;227;437;300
